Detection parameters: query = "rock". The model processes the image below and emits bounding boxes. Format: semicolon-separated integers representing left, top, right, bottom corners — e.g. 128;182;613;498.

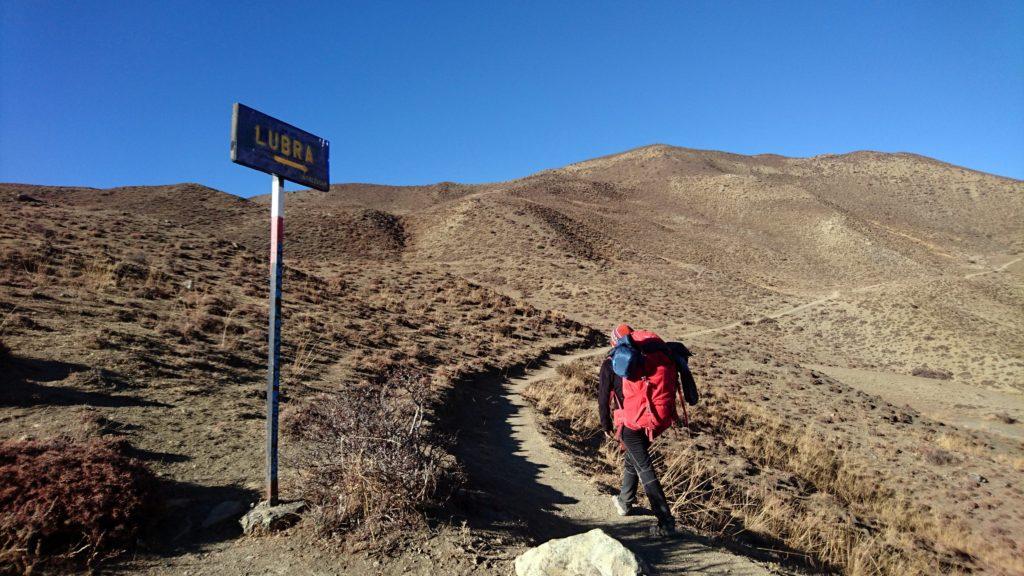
202;500;247;528
15;193;41;203
240;500;306;534
514;528;647;576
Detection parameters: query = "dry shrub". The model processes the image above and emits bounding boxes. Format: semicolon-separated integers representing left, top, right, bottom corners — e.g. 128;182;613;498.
0;246;40;279
919;444;961;466
283;368;452;545
0;437;157;574
132;264;172;300
911;366;952;380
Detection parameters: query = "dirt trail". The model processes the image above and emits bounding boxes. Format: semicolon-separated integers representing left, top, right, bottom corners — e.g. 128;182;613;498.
456;348;789;575
682;291;842;338
964;256;1022;279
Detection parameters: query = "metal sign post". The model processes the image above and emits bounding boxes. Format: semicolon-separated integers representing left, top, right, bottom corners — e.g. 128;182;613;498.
266;173;284;505
230;103;329;507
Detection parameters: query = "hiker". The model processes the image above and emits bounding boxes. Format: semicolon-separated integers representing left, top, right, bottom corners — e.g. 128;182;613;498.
598;324;698;538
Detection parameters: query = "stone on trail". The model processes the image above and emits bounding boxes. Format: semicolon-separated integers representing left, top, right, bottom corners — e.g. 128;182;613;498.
514;528;647;576
239;500;306;534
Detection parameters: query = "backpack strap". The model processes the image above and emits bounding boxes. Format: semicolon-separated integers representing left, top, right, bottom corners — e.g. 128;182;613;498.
677;383;689;429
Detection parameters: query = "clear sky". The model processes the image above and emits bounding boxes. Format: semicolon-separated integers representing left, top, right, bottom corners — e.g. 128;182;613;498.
1;1;1022;197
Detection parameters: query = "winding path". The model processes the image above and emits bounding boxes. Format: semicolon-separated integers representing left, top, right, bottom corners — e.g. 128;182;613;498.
682;290;843;338
455;348;789;575
963;257;1022;279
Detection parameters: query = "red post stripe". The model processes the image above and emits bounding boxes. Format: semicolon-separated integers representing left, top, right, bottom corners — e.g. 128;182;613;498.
270;217;284;263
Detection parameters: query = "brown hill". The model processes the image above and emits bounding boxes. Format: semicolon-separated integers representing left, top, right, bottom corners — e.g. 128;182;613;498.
1;144;1022;575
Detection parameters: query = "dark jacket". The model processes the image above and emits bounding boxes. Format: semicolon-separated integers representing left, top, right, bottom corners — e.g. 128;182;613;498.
597;355;623;433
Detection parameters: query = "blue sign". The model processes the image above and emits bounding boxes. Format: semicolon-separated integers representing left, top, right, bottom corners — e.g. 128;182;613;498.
231;103;330;191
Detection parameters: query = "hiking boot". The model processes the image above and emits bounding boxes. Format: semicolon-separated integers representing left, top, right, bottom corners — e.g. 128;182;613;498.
648;523;676;539
611;495;631;516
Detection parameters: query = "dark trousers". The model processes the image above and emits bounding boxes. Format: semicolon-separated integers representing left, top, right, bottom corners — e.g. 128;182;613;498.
619;427;674;527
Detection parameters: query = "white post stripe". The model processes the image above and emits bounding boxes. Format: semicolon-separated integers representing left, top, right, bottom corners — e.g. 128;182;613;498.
271;177;284;220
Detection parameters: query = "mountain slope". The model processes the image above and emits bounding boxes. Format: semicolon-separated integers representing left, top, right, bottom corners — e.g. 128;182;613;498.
2;144;1021;575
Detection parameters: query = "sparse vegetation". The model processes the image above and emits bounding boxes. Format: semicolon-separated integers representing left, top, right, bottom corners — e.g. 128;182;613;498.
527;354;1023;575
0;143;1021;575
283;368;452;545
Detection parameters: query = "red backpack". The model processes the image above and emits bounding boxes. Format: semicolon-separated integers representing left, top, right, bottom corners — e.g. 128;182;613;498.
611;330;680;440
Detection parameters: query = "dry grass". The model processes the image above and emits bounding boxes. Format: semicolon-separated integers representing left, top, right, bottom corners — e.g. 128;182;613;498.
284;316;325;381
530;347;1024;576
79;258;116;292
0;190;605;570
525;359;599;434
935;432;985;456
6;165;1018;574
715;405;952;574
282;368;454;546
994;453;1024;472
658;449;734;533
524;359;1000;575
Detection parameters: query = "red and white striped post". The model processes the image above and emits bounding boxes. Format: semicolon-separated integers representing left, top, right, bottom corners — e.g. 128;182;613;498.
231;103;328;508
266;174;284;505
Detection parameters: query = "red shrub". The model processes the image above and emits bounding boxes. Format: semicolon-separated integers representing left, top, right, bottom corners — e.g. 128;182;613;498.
0;438;157;574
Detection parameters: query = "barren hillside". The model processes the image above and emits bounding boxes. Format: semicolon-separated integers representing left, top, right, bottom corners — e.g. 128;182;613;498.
2;144;1022;575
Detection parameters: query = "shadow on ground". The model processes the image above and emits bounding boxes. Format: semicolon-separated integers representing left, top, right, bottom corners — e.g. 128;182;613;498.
138;479;261;559
0;356;170;408
450;367;583;539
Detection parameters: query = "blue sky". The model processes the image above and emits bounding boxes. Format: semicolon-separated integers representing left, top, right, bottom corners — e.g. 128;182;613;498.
1;1;1022;197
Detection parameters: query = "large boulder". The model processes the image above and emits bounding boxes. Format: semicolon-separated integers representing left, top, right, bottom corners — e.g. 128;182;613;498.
514;529;647;576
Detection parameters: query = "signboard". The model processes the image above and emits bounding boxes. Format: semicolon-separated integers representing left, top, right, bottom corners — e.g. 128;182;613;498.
231;103;330;191
229;103;331;506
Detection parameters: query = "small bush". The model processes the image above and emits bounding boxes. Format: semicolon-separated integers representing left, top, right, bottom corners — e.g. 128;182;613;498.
0;437;158;574
283;368;452;544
